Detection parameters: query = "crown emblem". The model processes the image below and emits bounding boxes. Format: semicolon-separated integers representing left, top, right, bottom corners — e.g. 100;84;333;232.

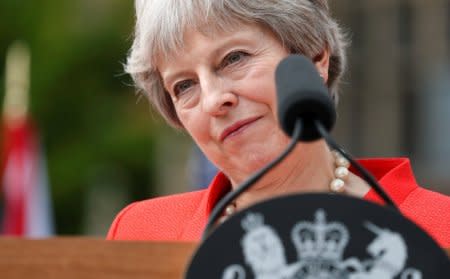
291;209;349;262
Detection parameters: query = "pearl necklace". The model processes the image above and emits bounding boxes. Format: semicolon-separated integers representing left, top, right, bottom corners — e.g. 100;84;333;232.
218;150;350;223
330;150;350;193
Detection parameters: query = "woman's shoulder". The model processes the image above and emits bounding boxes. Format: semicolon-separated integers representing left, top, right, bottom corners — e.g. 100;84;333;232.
107;189;208;241
400;186;450;248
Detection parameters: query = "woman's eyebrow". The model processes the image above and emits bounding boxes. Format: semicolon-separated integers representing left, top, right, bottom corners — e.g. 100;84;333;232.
212;36;255;57
160;69;191;89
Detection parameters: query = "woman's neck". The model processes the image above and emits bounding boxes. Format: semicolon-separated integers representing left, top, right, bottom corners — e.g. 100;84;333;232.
228;140;370;210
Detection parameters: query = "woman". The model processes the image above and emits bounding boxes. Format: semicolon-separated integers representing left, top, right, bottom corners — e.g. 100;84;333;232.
107;0;450;247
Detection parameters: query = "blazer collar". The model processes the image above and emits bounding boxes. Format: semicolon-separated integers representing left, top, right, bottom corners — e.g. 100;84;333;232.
206;158;418;209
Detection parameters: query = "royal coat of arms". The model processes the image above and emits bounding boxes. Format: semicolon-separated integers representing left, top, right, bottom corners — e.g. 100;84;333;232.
222;210;422;279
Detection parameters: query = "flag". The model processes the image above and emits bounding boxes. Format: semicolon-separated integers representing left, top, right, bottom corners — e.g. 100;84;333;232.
1;42;54;237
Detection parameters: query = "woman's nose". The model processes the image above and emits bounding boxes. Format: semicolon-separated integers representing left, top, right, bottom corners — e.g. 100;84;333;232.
201;75;238;116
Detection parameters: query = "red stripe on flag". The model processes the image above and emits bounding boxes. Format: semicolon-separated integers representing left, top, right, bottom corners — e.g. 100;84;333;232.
1;119;37;235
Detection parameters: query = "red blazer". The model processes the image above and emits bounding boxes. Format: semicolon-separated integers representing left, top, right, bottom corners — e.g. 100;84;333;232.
107;158;450;248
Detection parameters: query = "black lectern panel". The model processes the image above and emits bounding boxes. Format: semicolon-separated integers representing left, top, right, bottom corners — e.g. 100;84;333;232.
187;194;449;278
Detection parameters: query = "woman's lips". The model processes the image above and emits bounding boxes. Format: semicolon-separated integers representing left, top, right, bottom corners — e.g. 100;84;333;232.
220;116;262;142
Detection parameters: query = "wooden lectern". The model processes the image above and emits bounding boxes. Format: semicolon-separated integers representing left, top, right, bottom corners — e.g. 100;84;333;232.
0;237;448;278
0;237;197;279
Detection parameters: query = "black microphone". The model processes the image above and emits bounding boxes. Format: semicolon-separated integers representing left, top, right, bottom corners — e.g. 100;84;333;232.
275;54;336;141
276;54;397;208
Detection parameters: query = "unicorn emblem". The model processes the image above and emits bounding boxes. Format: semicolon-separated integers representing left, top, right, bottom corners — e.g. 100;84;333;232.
345;223;422;279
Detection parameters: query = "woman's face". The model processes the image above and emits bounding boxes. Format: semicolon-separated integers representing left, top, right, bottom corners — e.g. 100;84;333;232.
158;24;293;184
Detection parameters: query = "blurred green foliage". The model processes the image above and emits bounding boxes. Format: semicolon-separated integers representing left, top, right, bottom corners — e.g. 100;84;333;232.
0;0;160;234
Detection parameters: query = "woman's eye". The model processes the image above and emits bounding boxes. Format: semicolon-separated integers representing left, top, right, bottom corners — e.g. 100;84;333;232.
173;80;194;96
222;51;248;67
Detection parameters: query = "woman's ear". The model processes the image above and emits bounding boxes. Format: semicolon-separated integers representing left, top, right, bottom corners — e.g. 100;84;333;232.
313;48;330;83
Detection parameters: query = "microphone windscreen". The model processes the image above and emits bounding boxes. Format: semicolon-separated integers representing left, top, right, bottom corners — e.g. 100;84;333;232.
275;54;336;141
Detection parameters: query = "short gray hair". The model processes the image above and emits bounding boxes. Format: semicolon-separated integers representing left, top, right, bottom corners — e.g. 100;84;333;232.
126;0;349;128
